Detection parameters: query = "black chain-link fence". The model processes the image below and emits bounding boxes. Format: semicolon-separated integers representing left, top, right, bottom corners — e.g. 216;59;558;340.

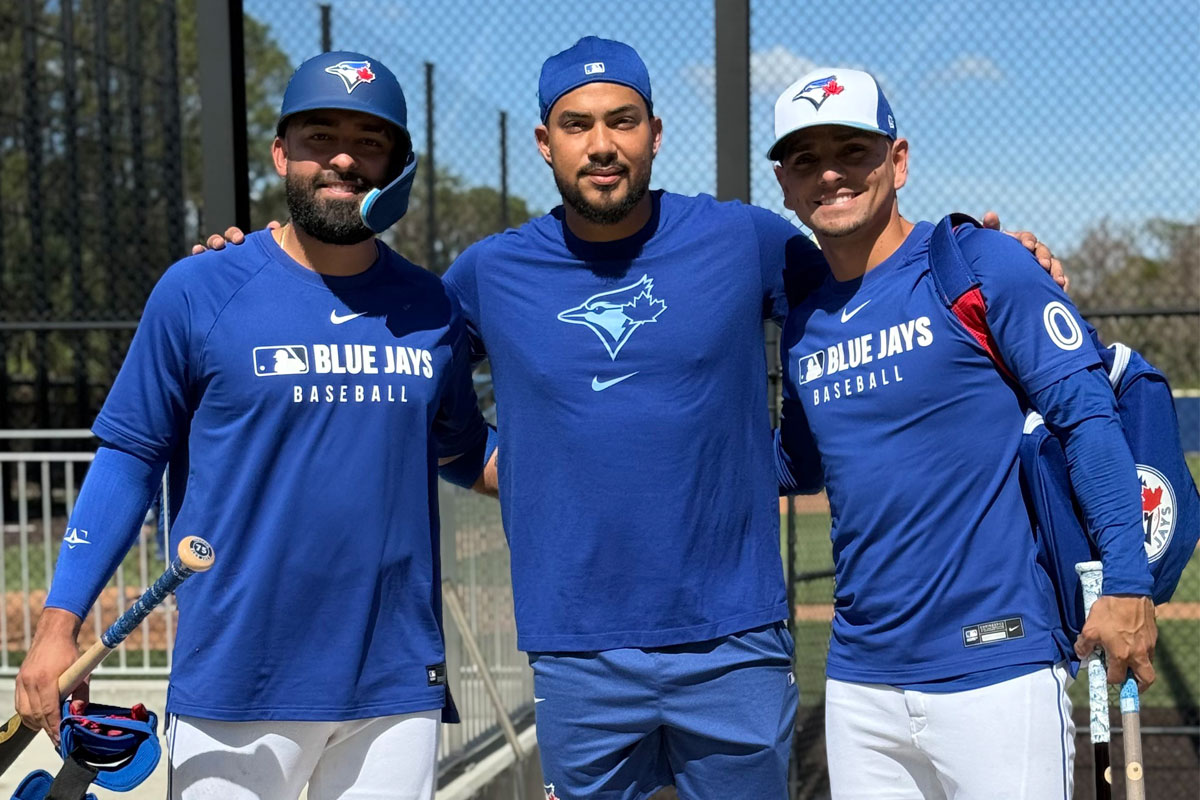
1;0;188;431
2;1;1197;796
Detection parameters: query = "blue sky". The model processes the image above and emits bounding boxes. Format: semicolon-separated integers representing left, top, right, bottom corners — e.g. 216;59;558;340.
246;0;1199;249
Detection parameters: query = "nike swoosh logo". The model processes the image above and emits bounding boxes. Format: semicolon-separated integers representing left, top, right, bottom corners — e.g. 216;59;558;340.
840;300;870;323
534;697;546;703
591;372;638;391
330;310;367;325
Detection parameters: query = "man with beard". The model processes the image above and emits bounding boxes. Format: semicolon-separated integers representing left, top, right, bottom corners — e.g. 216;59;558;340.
444;38;1067;799
438;38;808;797
15;52;487;800
201;39;1062;798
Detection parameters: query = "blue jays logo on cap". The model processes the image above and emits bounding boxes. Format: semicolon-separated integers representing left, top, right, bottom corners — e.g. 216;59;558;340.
558;275;667;360
324;60;377;94
792;75;845;110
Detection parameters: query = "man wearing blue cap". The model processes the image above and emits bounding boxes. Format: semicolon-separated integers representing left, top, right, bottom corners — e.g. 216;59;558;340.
442;38;1068;799
197;38;1063;798
771;67;1156;798
443;37;806;796
16;51;487;799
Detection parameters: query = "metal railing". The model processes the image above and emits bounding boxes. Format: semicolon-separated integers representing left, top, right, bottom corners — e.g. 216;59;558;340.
0;430;534;771
0;431;175;677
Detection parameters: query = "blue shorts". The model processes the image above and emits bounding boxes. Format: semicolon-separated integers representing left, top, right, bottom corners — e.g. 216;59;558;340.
529;622;798;800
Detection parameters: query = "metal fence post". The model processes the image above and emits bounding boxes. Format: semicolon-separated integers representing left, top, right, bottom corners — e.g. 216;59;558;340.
161;0;186;262
93;0;122;384
20;0;49;428
319;4;332;52
197;0;251;233
61;0;88;427
714;0;750;203
425;62;438;271
499;110;509;230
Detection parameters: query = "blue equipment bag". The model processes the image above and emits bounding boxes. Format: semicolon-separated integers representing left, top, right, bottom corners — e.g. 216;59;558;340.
928;213;1200;639
10;771;95;800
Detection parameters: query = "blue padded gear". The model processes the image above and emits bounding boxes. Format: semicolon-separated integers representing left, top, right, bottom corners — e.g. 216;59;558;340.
58;702;160;792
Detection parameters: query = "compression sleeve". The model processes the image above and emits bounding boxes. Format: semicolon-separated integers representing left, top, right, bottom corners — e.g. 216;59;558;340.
45;445;164;618
1031;366;1154;596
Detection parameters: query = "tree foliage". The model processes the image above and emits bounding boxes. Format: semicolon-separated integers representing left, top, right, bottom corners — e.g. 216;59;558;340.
0;1;536;427
1068;218;1199;387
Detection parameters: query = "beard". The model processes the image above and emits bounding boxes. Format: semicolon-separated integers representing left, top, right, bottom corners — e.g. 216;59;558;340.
554;159;652;226
285;168;376;245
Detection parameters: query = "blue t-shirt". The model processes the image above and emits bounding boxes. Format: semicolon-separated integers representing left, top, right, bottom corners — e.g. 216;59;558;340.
54;230;486;721
443;191;824;652
779;222;1103;687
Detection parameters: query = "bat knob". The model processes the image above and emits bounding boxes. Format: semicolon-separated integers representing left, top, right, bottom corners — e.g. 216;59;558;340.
178;537;215;572
1127;762;1143;781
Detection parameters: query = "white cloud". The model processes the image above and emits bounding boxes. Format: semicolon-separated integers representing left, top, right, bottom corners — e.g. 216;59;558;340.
681;45;816;97
751;46;818;96
926;55;1004;86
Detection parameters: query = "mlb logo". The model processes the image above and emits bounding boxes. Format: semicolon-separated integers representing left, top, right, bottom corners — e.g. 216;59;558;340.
253;346;309;377
584;61;606;75
796;351;825;385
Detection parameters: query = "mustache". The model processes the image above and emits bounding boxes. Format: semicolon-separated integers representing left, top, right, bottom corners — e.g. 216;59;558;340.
577;162;629;178
311;170;371;192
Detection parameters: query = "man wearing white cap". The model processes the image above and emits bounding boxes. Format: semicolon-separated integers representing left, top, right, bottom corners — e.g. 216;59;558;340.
200;41;1067;798
771;68;1157;798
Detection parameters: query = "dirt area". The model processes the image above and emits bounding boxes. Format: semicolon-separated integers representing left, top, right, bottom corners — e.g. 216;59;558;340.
5;587;175;651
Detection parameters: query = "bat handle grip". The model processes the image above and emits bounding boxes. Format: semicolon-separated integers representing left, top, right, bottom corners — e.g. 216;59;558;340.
101;559;192;649
1076;561;1111;745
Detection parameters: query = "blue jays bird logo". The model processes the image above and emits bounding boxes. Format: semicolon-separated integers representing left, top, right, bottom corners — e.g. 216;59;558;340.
792;75;845;110
324;60;377;94
557;275;667;360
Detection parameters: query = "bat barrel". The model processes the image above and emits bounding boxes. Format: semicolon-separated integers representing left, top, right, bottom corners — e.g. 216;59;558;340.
1120;677;1146;800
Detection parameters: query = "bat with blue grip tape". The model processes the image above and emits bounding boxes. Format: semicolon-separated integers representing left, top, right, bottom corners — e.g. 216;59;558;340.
1077;560;1146;800
0;536;214;776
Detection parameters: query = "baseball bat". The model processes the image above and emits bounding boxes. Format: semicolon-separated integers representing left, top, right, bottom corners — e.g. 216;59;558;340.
1120;675;1146;799
1076;561;1113;800
0;536;214;776
1078;561;1146;799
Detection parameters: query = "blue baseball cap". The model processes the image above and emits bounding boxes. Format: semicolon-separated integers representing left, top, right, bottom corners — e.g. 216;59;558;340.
538;37;653;122
276;51;418;232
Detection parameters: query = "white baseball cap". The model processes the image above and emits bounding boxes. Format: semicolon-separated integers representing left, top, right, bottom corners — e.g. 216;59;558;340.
767;68;896;160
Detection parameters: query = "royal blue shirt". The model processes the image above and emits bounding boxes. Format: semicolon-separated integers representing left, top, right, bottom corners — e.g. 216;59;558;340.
48;230;486;721
444;191;824;651
778;222;1150;688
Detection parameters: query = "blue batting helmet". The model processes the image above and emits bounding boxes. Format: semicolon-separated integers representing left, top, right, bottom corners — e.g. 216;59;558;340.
277;51;418;232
